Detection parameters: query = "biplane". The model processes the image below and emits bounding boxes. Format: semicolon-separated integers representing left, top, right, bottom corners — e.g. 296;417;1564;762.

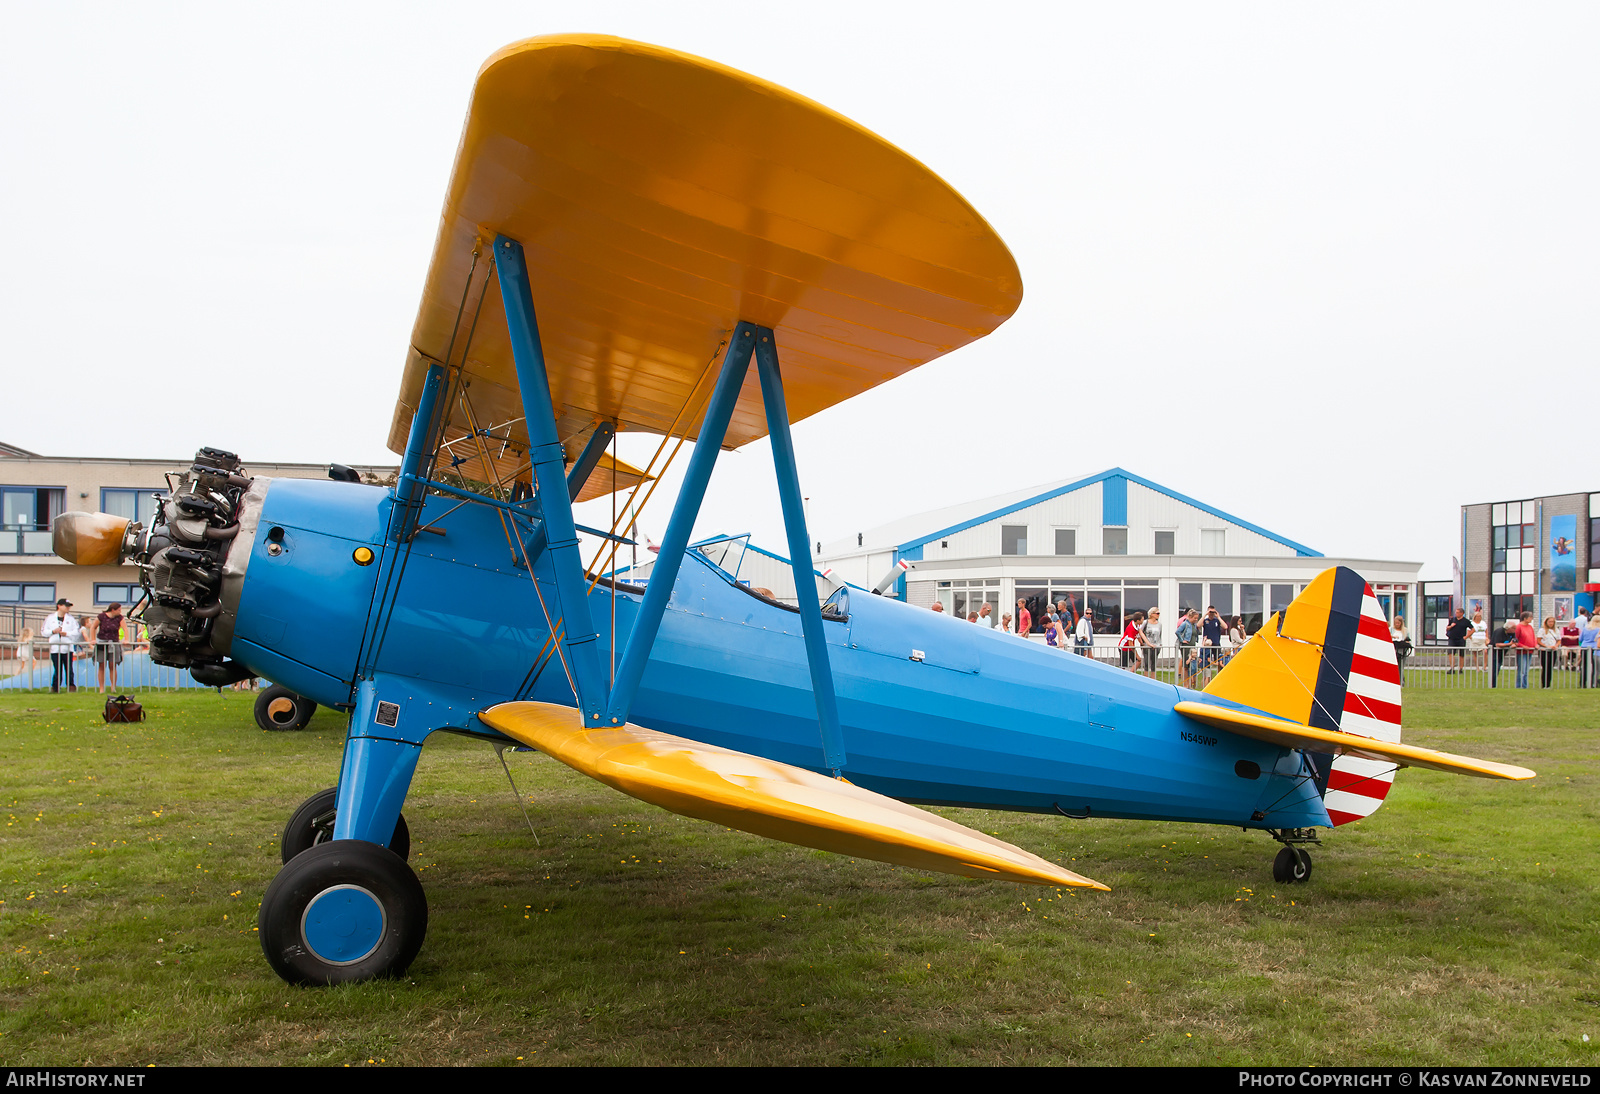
51;35;1533;986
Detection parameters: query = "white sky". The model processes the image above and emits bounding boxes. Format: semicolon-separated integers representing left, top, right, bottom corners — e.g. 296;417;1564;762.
4;2;1595;578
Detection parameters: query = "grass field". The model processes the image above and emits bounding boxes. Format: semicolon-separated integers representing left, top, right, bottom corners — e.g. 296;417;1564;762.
0;688;1594;1066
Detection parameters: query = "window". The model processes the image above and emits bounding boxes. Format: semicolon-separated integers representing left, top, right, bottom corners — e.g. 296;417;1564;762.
1208;583;1234;617
0;583;55;604
1015;581;1092;635
1102;527;1127;555
1201;529;1225;556
1000;525;1027;556
1178;583;1204;615
101;488;162;527
1490;500;1537;629
1240;584;1264;634
1270;584;1294;614
95;583;141;605
1054;529;1075;555
1154;530;1175;555
937;578;1002;623
1;486;64;555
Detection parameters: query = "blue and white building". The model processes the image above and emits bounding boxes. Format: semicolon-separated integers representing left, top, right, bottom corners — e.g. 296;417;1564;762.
815;468;1420;641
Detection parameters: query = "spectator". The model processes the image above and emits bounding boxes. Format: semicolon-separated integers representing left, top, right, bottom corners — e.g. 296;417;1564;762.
90;603;125;694
1538;616;1561;689
1391;615;1412;679
1043;613;1061;649
41;598;80;693
1141;609;1163;677
1490;616;1516;688
1445;608;1471;674
1175;609;1199;686
1226;615;1246;662
977;603;996;628
1580;612;1600;689
1468;609;1489;670
14;626;35;681
1514;611;1537;690
1200;606;1226;676
1074;609;1094;657
1015;598;1032;638
1000;612;1012;634
1120;611;1144;673
1055;599;1076;632
1560;616;1581;670
930;601;945;615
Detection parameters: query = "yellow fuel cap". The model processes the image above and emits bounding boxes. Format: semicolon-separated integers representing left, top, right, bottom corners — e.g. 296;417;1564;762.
352;546;375;566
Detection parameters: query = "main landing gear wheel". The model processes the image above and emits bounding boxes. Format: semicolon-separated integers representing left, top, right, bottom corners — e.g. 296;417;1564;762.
280;787;410;864
259;840;427;985
255;685;318;732
1272;846;1313;884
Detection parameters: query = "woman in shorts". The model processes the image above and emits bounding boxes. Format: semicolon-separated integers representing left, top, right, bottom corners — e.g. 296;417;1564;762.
90;604;125;693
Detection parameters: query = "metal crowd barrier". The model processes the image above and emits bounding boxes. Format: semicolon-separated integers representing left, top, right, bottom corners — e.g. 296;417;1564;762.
1006;634;1599;691
3;632;1595;694
0;640;219;692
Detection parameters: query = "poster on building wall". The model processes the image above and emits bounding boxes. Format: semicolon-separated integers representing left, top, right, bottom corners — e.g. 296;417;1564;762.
1550;514;1577;592
1554;596;1573;623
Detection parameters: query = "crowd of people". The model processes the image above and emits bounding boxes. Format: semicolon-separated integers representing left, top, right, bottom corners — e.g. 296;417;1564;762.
1442;605;1600;688
931;597;1261;685
7;598;154;693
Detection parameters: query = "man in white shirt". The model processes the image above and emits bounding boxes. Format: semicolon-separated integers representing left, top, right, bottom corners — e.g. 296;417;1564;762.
41;598;81;693
977;603;996;628
1074;610;1094;656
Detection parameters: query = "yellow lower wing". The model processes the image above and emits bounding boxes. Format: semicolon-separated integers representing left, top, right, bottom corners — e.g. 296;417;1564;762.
480;702;1106;890
1173;701;1535;780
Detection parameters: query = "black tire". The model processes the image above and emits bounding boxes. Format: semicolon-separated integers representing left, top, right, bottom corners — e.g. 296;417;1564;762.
258;840;427;986
255;685;317;732
1273;846;1313;884
281;787;410;864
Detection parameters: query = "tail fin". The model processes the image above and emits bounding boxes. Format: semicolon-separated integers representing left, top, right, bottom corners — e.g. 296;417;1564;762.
1204;567;1401;826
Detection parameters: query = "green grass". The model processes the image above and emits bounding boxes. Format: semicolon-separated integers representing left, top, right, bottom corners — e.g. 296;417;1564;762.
0;688;1594;1066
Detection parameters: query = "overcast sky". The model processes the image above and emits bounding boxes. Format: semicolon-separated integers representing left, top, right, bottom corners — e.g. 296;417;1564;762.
4;2;1595;578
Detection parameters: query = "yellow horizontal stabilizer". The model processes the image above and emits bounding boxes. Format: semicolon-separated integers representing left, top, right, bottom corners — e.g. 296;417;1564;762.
1173;701;1535;781
480;701;1105;890
391;35;1023;487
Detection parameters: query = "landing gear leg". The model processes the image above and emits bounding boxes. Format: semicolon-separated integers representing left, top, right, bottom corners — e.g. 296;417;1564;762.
259;681;428;984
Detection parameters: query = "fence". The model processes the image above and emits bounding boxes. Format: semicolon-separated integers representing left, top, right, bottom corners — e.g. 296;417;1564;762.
1012;636;1600;692
0;640;213;692
3;633;1594;695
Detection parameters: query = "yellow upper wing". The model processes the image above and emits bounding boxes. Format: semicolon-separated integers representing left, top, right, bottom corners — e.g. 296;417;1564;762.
390;35;1023;486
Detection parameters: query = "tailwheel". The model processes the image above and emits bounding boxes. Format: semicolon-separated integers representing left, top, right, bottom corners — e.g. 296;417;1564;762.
1272;845;1313;884
280;787;410;864
258;840;427;985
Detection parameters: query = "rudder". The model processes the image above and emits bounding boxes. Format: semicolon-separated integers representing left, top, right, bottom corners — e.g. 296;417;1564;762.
1204;567;1401;826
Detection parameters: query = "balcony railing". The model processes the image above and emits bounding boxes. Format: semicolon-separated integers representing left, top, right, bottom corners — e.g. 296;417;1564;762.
0;525;55;555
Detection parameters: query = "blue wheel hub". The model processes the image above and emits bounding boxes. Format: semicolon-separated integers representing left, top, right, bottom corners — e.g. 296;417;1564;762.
301;884;386;965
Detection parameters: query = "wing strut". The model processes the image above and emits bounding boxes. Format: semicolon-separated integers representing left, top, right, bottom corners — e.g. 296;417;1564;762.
754;330;846;774
606;325;757;724
493;235;609;725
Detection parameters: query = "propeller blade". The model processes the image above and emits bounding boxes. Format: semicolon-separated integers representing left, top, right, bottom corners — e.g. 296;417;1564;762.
52;511;132;566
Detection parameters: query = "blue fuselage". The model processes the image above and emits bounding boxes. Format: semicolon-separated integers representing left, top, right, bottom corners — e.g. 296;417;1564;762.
228;477;1328;831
